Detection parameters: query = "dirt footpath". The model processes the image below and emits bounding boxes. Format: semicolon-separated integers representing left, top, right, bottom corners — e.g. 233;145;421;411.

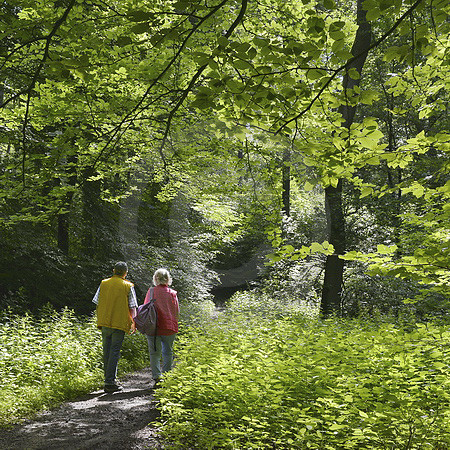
0;369;166;450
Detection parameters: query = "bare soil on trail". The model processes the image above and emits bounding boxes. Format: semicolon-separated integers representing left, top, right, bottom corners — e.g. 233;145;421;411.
0;368;166;450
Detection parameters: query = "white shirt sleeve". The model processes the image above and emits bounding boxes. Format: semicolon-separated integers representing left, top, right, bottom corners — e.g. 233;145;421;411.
128;286;138;308
92;286;100;305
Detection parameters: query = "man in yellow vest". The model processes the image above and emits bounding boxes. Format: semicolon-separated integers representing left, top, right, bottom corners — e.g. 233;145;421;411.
92;261;137;393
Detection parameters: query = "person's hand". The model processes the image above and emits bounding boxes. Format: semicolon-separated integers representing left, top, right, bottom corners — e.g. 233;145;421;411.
130;320;136;334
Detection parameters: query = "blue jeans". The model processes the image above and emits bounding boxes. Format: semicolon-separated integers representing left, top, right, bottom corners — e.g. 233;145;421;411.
146;334;176;379
101;327;125;385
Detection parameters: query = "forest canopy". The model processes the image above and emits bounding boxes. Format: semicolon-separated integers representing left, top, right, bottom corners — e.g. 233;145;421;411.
0;0;448;317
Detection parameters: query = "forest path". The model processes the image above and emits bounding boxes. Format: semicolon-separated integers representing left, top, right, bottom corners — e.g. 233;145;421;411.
0;368;165;450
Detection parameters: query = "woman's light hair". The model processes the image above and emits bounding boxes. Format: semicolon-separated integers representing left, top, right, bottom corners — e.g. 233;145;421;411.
153;268;172;286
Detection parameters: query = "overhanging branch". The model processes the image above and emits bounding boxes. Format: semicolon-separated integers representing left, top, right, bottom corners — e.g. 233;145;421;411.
91;0;231;170
275;0;426;134
156;0;249;169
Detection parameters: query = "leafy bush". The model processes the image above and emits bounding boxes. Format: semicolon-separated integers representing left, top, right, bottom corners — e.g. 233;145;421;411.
342;264;450;323
0;307;148;426
342;264;418;317
226;290;318;321
179;299;216;326
155;294;450;449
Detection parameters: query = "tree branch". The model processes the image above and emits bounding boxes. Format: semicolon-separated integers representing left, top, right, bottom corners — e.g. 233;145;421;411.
275;0;426;134
14;1;77;189
155;0;248;170
1;0;77;109
90;0;231;170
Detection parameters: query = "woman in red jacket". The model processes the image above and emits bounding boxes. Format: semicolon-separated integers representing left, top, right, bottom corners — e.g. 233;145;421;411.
144;268;179;384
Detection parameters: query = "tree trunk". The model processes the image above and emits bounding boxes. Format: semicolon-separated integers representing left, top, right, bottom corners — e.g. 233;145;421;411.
57;154;77;255
81;168;101;255
57;213;70;255
320;0;372;316
322;180;346;316
282;147;290;217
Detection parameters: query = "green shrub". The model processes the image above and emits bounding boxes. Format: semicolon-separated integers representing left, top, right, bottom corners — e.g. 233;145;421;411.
0;307;148;426
260;258;323;310
226;290;319;321
155;301;450;449
342;264;450;323
179;299;216;326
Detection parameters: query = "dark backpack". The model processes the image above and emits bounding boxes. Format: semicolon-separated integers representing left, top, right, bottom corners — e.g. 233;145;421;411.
134;287;158;341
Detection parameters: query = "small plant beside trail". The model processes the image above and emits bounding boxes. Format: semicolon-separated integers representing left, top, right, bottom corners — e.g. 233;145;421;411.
155;292;450;449
0;306;148;426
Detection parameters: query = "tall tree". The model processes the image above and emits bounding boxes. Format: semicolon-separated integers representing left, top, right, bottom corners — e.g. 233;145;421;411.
320;0;372;316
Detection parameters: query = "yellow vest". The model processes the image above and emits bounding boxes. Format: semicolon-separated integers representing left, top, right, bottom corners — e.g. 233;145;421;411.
96;275;133;333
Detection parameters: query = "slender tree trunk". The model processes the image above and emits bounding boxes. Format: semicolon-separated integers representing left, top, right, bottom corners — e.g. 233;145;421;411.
81;167;101;255
57;213;70;255
321;0;372;316
57;154;77;255
282;147;291;217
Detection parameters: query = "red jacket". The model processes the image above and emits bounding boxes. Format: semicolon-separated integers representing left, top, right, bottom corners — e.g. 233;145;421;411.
144;284;179;335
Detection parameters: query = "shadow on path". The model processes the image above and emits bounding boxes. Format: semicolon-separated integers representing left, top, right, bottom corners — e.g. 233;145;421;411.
0;369;165;449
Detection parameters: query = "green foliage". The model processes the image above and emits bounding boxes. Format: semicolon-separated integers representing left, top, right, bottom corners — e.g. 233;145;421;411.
155;294;450;448
0;186;220;315
0;307;148;426
0;0;447;334
179;299;216;326
259;258;324;310
226;290;319;320
341;264;439;320
0;228;112;314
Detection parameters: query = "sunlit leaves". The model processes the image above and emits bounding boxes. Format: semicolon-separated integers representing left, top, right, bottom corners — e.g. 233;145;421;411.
0;307;148;425
267;240;334;262
156;303;450;448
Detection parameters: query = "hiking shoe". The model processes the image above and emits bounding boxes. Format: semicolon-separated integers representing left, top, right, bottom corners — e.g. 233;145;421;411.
104;383;123;393
152;378;162;388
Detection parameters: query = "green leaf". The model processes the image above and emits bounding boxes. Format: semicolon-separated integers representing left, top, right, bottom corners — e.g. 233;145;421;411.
253;37;269;47
307;16;325;34
366;7;381;21
366;156;380;165
307;69;327;80
131;22;149;34
304;181;314;191
116;36;133;47
377;244;398;254
329;21;346;32
360;90;379;104
348;68;360;80
360;186;373;198
330;30;345;41
127;10;154;22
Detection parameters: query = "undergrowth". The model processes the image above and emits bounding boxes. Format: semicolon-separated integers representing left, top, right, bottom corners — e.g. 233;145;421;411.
154;292;450;449
0;306;148;426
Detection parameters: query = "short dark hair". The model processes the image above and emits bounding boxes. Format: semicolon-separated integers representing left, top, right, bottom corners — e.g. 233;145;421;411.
114;261;128;276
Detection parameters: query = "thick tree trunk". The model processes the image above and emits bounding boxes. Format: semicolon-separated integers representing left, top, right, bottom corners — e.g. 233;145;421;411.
322;180;346;316
320;0;372;316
